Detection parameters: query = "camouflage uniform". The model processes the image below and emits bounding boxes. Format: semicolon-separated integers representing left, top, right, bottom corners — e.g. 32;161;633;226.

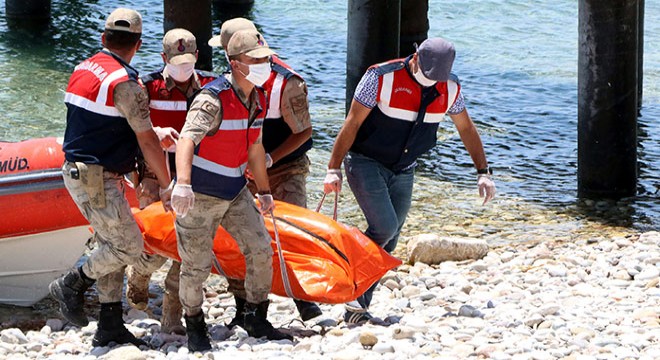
129;71;208;300
245;75;311;208
176;77;274;315
176;189;273;313
62;79;154;303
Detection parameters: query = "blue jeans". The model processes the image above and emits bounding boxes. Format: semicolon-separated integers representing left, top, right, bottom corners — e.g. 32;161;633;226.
344;151;414;308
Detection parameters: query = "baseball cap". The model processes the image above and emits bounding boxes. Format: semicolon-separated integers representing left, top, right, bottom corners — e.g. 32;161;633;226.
416;38;456;82
226;29;276;58
163;28;197;65
105;8;142;34
208;17;257;48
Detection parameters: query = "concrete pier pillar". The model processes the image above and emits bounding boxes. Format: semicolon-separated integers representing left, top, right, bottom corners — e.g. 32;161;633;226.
5;0;50;20
578;0;639;199
400;0;428;57
346;0;401;112
164;0;213;71
5;0;50;29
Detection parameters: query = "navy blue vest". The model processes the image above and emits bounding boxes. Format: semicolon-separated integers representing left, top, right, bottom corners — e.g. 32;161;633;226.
63;50;140;174
351;59;459;172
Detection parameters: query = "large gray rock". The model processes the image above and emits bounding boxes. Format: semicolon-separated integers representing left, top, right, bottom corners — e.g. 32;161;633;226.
407;234;489;265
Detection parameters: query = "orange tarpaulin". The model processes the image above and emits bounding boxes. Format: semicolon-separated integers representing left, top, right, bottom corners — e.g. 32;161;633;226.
133;201;402;304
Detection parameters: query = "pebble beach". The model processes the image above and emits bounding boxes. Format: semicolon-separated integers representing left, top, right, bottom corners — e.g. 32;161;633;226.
0;230;658;360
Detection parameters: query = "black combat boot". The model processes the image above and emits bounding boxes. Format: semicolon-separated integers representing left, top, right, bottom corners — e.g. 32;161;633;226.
49;267;95;327
294;300;322;321
92;302;146;347
226;296;246;329
184;312;212;352
243;300;293;341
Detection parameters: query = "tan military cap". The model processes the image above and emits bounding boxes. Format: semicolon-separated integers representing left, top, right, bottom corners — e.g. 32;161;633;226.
227;29;276;58
208;17;256;48
105;8;142;34
163;28;197;65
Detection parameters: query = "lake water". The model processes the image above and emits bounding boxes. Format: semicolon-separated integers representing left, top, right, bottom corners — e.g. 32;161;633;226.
0;1;658;248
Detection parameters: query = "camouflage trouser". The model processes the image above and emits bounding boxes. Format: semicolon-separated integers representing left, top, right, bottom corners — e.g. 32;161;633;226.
132;163;175;281
176;187;273;316
246;154;310;208
63;167;144;303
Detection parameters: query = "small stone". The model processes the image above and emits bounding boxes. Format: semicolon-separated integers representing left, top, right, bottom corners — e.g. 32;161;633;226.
391;326;415;340
359;331;378;349
0;328;28;344
372;343;395;354
635;266;660;281
383;279;401;290
458;305;484;318
45;319;64;332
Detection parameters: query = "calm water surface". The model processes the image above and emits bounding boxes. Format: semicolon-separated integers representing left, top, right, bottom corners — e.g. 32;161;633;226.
0;0;658;265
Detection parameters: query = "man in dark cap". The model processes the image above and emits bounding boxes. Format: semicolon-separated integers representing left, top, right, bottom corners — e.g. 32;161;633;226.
50;7;174;347
323;37;496;324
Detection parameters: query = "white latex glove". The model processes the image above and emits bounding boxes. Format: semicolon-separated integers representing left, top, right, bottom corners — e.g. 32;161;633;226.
265;153;273;169
171;183;194;217
257;193;274;214
477;174;496;205
153;126;179;151
159;180;175;212
323;169;342;194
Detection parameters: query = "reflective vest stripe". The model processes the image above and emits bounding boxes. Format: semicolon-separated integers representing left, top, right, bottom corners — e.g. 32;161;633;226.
64;92;122;117
266;73;284;119
447;80;460;111
192;155;246;178
378;72;459;124
97;68;128;105
219;118;251;131
149;100;188;111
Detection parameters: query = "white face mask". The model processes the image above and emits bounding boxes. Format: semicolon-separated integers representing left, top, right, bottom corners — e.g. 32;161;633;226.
413;66;436;87
166;63;195;83
239;61;271;87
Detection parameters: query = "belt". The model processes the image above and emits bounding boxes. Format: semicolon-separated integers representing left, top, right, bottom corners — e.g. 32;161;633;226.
62;161;80;179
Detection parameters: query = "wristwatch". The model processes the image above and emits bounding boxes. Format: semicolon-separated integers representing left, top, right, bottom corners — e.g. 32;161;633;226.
477;167;492;175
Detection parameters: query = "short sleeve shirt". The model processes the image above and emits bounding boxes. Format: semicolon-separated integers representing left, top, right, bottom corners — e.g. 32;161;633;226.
113;80;153;133
353;68;466;115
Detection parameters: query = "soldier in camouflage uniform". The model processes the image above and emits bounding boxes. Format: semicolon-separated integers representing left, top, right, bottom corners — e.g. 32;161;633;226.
171;29;292;352
50;8;174;348
125;28;218;336
211;17;322;325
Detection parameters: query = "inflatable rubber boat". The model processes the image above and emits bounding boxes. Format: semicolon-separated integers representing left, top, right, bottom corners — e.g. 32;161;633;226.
0;137;92;306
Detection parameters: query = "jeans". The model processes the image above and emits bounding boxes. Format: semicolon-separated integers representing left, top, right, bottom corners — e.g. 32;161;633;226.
344;151;414;308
